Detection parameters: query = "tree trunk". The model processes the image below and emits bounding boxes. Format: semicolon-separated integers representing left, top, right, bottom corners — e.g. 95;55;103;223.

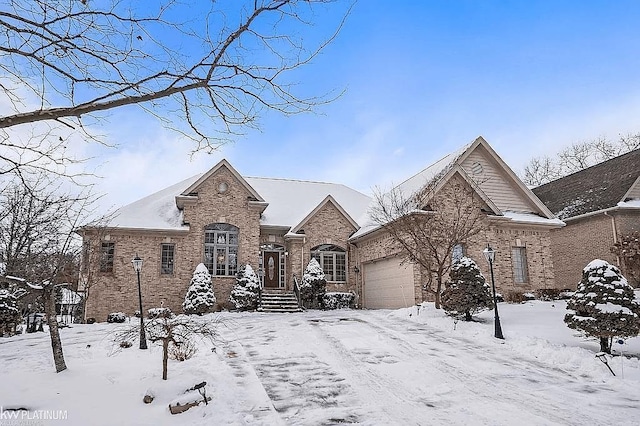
44;286;67;373
464;311;472;322
599;336;611;354
162;339;169;380
434;275;442;309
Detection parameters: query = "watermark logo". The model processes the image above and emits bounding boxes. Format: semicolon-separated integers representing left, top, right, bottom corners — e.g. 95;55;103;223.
0;407;68;425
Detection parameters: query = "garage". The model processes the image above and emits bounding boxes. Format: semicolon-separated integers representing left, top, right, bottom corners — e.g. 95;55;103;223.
363;257;416;309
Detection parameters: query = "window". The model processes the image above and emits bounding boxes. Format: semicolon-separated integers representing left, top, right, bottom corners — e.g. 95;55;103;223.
452;244;464;263
161;244;175;275
99;242;115;273
311;244;346;282
204;223;238;276
512;247;529;283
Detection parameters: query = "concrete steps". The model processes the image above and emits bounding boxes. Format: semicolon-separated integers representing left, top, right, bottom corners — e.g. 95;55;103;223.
258;290;302;313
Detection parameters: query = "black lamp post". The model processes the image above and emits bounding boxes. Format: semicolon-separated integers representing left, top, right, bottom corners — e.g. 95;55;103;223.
132;254;147;349
483;244;504;340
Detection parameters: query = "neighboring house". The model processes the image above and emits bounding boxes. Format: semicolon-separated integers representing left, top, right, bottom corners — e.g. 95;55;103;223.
532;149;640;288
79;137;564;320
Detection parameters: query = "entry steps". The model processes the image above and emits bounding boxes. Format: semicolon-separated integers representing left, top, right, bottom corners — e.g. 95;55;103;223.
258;289;302;313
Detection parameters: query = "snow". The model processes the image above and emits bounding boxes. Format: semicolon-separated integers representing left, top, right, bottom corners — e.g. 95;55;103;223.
594;303;635;316
101;172;372;231
617;199;640;208
501;211;565;226
1;301;640;425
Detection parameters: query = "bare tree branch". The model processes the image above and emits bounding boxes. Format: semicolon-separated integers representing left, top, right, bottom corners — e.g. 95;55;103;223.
0;0;352;175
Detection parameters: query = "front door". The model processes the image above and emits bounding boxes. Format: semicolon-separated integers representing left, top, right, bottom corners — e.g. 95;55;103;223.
263;251;280;288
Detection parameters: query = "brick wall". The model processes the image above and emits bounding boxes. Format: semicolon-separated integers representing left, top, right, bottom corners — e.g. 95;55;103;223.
84;165;263;321
548;214;616;291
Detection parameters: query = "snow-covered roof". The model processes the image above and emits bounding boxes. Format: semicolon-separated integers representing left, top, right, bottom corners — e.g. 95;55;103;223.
60;287;82;305
105;171;371;232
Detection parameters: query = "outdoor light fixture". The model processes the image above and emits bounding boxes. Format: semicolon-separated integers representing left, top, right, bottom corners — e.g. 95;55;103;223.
132;254;148;349
483;244;504;340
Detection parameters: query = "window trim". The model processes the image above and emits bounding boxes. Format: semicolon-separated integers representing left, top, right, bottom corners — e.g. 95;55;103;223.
511;246;529;284
311;244;347;283
204;223;238;277
161;243;175;275
99;241;115;273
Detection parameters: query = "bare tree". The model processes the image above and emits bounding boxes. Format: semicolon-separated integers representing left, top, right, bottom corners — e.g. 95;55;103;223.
611;231;640;288
370;176;488;309
0;0;352;177
522;133;640;186
114;313;221;380
0;174;100;372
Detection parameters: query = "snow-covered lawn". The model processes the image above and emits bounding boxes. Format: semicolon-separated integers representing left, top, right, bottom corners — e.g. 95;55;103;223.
1;301;639;425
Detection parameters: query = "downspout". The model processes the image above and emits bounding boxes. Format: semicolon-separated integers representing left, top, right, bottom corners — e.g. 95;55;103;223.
604;211;620;266
301;236;306;277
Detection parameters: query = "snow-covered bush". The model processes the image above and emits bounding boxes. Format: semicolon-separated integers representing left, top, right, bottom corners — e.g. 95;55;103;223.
107;312;127;323
0;289;21;336
229;264;260;311
441;257;493;322
148;307;173;319
322;292;355;310
300;258;326;309
565;259;640;353
183;263;216;315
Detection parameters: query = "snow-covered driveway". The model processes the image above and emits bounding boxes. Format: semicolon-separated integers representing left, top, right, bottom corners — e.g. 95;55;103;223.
221;310;639;426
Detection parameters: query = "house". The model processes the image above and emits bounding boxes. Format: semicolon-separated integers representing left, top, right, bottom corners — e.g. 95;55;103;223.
532;149;640;288
350;137;564;308
79;137;564;320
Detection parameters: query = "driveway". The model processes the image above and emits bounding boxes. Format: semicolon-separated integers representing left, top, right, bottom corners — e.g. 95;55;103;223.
218;310;638;425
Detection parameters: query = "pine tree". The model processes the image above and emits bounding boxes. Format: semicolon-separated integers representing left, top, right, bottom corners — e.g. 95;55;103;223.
0;288;21;336
441;257;493;321
230;264;260;311
301;258;327;309
565;259;640;353
183;263;216;315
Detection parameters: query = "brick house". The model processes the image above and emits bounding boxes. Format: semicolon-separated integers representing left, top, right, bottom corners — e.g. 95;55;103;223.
532;149;640;288
79;137;565;320
350;137;564;308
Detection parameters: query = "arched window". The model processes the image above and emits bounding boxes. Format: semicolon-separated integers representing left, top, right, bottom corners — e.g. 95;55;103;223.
311;244;346;282
204;223;238;276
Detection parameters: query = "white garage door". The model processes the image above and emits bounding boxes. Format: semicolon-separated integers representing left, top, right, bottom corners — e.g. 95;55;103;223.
363;258;415;309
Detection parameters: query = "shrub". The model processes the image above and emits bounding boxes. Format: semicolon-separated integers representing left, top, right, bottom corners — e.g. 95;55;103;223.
536;289;562;301
148;307;173;319
565;259;640;353
168;339;198;361
86;317;96;324
183;263;216;315
300;258;326;309
441;257;493;321
505;291;526;303
229;264;260;310
120;340;133;348
107;312;127;323
322;292;355;310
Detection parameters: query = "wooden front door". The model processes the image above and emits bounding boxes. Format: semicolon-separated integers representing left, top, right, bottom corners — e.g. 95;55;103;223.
263;251;280;288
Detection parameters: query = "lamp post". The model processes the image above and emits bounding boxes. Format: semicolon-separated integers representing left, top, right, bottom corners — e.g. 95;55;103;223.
483;244;504;340
132;254;147;349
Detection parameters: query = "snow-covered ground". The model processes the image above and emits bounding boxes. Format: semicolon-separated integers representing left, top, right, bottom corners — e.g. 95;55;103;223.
1;301;639;425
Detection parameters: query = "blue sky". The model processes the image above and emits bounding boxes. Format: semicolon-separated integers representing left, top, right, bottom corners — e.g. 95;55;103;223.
83;0;640;212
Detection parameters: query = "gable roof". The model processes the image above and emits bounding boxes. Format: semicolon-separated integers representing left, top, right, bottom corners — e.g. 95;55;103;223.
532;148;640;219
181;159;265;202
104;163;371;232
290;195;360;234
351;136;562;240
